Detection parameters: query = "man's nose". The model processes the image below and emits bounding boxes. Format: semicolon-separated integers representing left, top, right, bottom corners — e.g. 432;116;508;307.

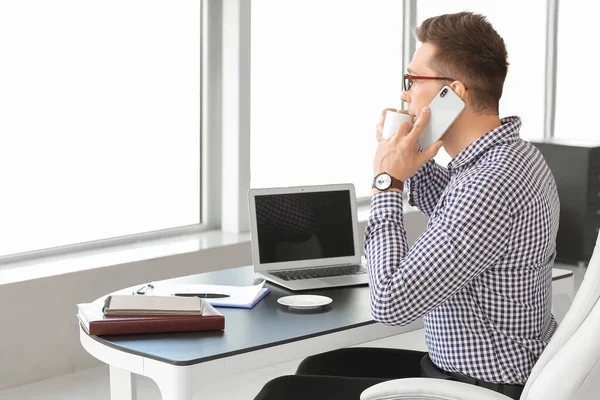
400;89;410;104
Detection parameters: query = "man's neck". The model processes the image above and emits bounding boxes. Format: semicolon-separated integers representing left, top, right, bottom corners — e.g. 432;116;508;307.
442;111;502;159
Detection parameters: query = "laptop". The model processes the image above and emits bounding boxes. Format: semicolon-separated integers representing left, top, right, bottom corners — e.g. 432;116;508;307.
247;183;369;291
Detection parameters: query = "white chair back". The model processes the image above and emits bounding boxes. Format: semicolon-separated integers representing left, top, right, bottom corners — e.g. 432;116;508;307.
522;232;600;399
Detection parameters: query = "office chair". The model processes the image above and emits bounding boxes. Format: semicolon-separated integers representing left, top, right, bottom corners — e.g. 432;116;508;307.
361;230;600;400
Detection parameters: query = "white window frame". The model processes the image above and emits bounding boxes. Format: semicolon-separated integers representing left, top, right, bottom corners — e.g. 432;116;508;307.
220;0;251;233
544;0;559;140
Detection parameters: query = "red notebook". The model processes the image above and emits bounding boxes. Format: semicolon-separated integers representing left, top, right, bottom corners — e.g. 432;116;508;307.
77;300;225;336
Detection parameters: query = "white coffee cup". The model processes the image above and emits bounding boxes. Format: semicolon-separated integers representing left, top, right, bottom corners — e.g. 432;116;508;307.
382;110;413;139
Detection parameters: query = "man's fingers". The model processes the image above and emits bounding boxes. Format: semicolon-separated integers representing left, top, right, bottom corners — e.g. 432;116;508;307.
379;108;396;125
407;106;430;142
375;122;383;142
390;122;413;142
382;107;399;117
418;140;443;164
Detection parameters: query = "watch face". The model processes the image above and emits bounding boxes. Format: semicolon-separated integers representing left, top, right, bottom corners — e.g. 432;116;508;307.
375;173;392;190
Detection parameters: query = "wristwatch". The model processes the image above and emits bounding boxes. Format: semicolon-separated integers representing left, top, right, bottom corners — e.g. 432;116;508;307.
372;172;404;192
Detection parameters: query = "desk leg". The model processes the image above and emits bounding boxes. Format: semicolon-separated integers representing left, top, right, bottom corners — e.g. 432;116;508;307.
109;365;137;400
146;362;195;400
156;379;194;400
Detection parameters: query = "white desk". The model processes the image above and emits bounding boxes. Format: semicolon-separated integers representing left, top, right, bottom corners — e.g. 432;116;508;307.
79;267;574;400
80;267;418;400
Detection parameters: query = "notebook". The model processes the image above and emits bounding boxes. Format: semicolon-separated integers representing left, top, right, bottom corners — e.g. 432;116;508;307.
102;294;204;316
77;300;224;336
247;183;369;291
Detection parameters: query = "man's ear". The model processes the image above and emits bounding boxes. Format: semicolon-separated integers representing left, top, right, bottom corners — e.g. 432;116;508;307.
450;81;467;100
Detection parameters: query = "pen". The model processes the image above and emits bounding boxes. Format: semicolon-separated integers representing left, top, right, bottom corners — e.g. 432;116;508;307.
174;293;231;299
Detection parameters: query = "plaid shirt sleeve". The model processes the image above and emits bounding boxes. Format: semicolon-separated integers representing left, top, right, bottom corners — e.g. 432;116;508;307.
364;181;512;326
407;160;450;218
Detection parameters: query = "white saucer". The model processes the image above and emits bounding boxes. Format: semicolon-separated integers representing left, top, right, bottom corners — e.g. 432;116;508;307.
277;295;332;310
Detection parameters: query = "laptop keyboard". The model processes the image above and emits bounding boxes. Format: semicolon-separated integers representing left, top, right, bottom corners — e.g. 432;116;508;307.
270;264;367;281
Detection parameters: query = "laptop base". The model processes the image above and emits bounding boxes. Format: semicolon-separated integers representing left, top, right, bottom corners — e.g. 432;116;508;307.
258;271;369;292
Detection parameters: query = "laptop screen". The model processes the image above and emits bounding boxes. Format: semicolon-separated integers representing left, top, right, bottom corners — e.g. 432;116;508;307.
254;190;355;264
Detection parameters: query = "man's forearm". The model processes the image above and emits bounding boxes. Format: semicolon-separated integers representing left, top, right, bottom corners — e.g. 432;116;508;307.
364;192;411;325
407;160;450;217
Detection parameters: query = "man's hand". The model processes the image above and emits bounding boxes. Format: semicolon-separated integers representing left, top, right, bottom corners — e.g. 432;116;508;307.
373;107;443;183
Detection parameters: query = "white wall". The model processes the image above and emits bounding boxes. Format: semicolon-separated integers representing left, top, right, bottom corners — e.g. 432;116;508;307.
0;211;430;391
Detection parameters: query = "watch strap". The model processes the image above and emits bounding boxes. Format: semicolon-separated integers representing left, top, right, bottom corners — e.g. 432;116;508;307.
390;176;404;191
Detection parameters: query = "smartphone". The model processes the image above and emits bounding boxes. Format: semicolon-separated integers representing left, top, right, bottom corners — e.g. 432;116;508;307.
417;85;465;150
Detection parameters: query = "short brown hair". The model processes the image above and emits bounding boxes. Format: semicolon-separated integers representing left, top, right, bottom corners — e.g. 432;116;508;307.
416;12;508;114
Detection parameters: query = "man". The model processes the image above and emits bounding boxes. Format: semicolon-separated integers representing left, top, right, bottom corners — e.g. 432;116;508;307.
254;11;559;400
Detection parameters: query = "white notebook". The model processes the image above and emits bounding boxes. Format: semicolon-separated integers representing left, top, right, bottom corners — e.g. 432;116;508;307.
102;295;204;316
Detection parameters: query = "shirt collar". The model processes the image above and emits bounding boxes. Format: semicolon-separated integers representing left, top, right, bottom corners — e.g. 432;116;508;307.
447;116;522;173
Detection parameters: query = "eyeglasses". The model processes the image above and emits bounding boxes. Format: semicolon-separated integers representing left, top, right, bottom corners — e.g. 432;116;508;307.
403;73;456;92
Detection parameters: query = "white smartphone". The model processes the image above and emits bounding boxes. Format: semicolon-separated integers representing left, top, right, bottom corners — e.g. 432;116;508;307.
417;85;465;149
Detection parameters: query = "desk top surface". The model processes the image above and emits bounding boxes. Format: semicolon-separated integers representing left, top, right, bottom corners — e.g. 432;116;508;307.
87;266;573;366
90;266;379;366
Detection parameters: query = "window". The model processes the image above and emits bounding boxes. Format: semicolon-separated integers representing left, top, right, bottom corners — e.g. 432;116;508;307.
554;0;597;140
250;0;404;199
0;1;201;258
417;0;548;154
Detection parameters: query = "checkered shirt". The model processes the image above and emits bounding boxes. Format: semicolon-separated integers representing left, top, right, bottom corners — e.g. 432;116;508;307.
364;116;559;385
